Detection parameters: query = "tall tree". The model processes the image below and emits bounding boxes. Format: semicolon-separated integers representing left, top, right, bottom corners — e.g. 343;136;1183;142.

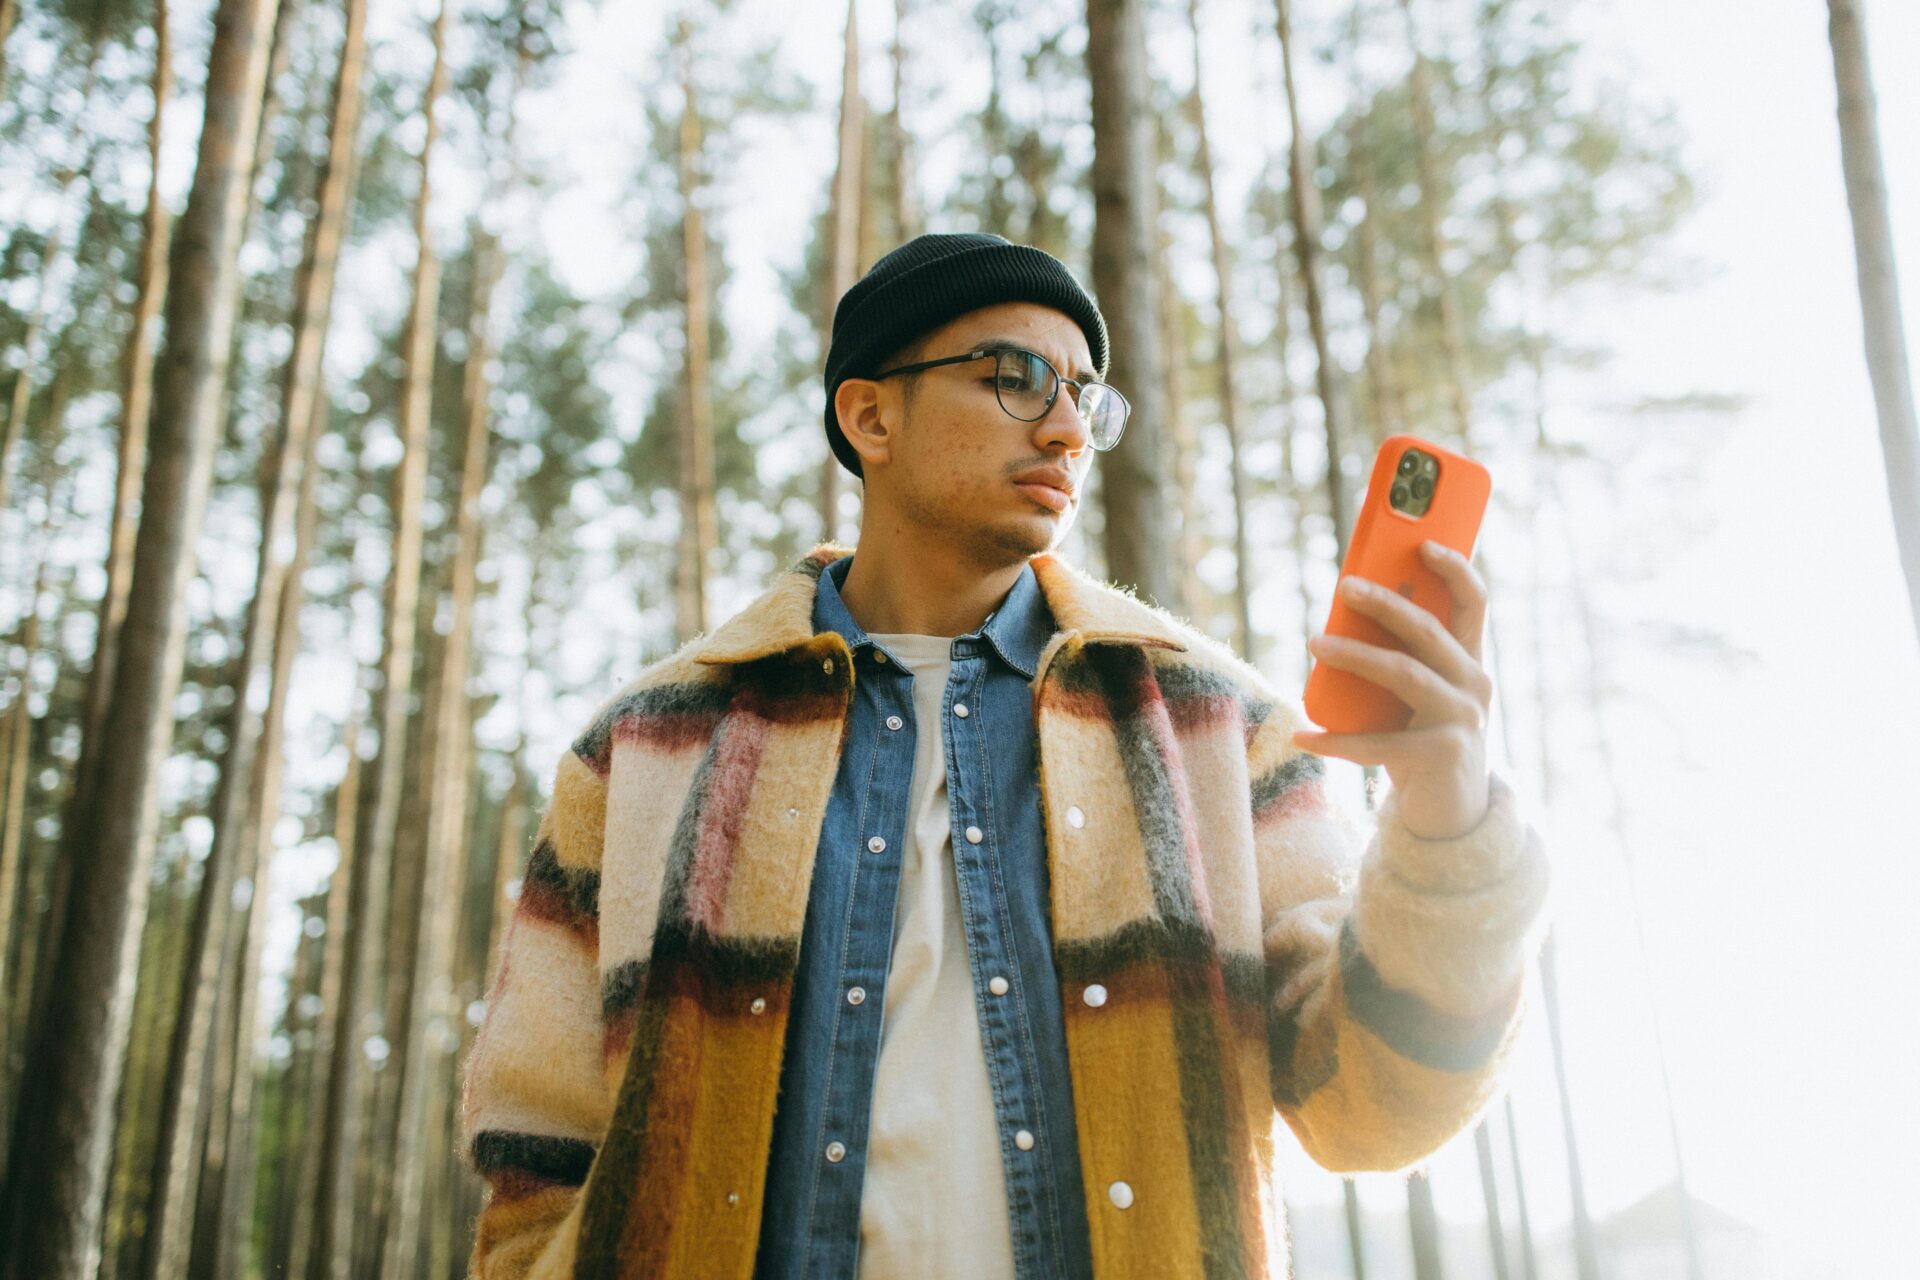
313;3;449;1273
673;12;719;643
0;0;281;1272
136;0;365;1268
74;0;173;895
383;12;529;1268
816;0;863;548
1086;0;1172;607
1183;0;1255;661
1827;0;1920;645
1271;0;1352;550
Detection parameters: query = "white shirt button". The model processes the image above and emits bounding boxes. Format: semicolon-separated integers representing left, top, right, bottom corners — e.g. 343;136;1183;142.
953;702;969;717
886;715;903;730
1083;984;1107;1008
1067;805;1086;828
727;1191;739;1206
786;807;799;819
750;996;767;1015
988;975;1009;996
1108;1180;1134;1209
825;1141;847;1163
868;835;886;853
847;986;866;1005
964;826;983;844
1014;1129;1035;1151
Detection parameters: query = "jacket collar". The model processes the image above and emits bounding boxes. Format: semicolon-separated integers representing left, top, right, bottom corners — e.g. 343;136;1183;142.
691;541;1190;670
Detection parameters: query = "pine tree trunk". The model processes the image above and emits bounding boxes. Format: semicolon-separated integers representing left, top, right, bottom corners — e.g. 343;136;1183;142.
889;0;917;241
1271;0;1351;548
1156;233;1203;622
1407;1167;1445;1280
385;59;519;1264
1827;0;1920;644
1502;1096;1541;1280
674;16;718;645
1345;75;1406;444
1395;0;1474;448
212;381;331;1280
314;3;447;1271
0;559;48;1058
1342;1179;1368;1280
0;0;18;94
139;0;361;1264
1473;1121;1513;1280
1086;0;1173;608
78;0;172;815
1184;0;1254;662
817;0;862;549
0;0;281;1271
289;682;358;1279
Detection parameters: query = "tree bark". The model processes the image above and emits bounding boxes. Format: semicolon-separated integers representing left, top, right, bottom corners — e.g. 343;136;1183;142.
313;3;447;1272
137;0;363;1266
0;0;280;1272
384;39;521;1268
1184;0;1254;661
74;0;173;872
1087;0;1173;608
674;16;718;646
817;0;863;550
1395;0;1475;447
1272;0;1352;548
889;0;917;242
1827;0;1920;646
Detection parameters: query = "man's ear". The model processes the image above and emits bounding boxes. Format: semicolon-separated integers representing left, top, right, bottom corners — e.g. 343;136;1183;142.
835;377;893;470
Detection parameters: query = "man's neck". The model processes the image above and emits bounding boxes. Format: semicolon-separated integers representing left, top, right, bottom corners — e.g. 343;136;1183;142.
836;535;1027;639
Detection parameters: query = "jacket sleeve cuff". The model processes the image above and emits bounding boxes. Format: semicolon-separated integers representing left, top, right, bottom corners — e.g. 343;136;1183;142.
1350;769;1551;1018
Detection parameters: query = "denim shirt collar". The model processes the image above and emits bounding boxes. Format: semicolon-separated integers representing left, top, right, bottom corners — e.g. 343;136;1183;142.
811;552;1052;681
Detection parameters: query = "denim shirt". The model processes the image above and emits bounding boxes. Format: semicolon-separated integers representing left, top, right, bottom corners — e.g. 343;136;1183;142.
752;552;1096;1280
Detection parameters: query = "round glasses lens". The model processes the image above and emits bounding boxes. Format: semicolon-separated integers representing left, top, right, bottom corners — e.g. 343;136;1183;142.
1081;385;1126;447
995;350;1055;420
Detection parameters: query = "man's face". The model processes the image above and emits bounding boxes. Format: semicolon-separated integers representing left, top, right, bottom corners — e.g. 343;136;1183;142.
841;301;1100;563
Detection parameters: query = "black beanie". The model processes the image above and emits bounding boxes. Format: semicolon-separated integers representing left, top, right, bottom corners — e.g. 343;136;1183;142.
822;232;1110;479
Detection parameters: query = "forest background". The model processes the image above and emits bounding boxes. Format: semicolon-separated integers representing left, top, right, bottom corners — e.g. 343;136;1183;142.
0;0;1915;1276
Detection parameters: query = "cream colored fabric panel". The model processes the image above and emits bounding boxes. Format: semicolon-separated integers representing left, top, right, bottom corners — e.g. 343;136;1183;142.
600;733;705;974
461;912;614;1144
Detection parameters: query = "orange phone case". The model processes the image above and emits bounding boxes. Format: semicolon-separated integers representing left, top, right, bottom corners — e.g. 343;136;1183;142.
1302;433;1490;736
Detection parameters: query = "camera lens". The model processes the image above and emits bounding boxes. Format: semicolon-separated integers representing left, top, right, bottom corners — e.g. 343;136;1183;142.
1411;475;1433;499
1398;454;1417;475
1391;483;1410;507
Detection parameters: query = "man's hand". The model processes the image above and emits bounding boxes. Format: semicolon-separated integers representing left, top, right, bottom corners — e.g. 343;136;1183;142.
1290;539;1493;840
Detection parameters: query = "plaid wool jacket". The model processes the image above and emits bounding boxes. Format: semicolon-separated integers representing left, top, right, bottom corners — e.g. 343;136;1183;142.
459;541;1552;1279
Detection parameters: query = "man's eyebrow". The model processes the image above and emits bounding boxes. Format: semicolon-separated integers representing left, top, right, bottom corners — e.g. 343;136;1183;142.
969;336;1100;383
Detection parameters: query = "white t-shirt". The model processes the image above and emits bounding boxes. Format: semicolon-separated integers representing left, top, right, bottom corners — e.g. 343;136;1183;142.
854;632;1016;1280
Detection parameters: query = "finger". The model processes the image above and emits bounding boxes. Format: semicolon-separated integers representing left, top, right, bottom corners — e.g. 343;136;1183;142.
1336;573;1480;691
1307;633;1480;725
1290;723;1455;767
1419;540;1489;664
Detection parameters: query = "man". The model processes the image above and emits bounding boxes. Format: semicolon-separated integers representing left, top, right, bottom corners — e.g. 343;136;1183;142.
459;233;1551;1279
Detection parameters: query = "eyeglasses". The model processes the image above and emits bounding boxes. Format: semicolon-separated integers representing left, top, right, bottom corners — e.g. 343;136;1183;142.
871;346;1131;450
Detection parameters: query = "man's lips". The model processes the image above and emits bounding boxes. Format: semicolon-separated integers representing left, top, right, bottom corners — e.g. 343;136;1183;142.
1014;479;1073;511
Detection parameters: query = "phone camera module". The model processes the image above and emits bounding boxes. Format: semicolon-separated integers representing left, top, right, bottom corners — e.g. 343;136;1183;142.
1389;447;1439;517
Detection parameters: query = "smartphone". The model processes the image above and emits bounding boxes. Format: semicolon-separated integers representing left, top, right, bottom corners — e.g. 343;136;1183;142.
1302;433;1490;736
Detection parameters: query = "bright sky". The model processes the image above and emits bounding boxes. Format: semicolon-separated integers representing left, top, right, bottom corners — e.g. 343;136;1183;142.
235;0;1918;1273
